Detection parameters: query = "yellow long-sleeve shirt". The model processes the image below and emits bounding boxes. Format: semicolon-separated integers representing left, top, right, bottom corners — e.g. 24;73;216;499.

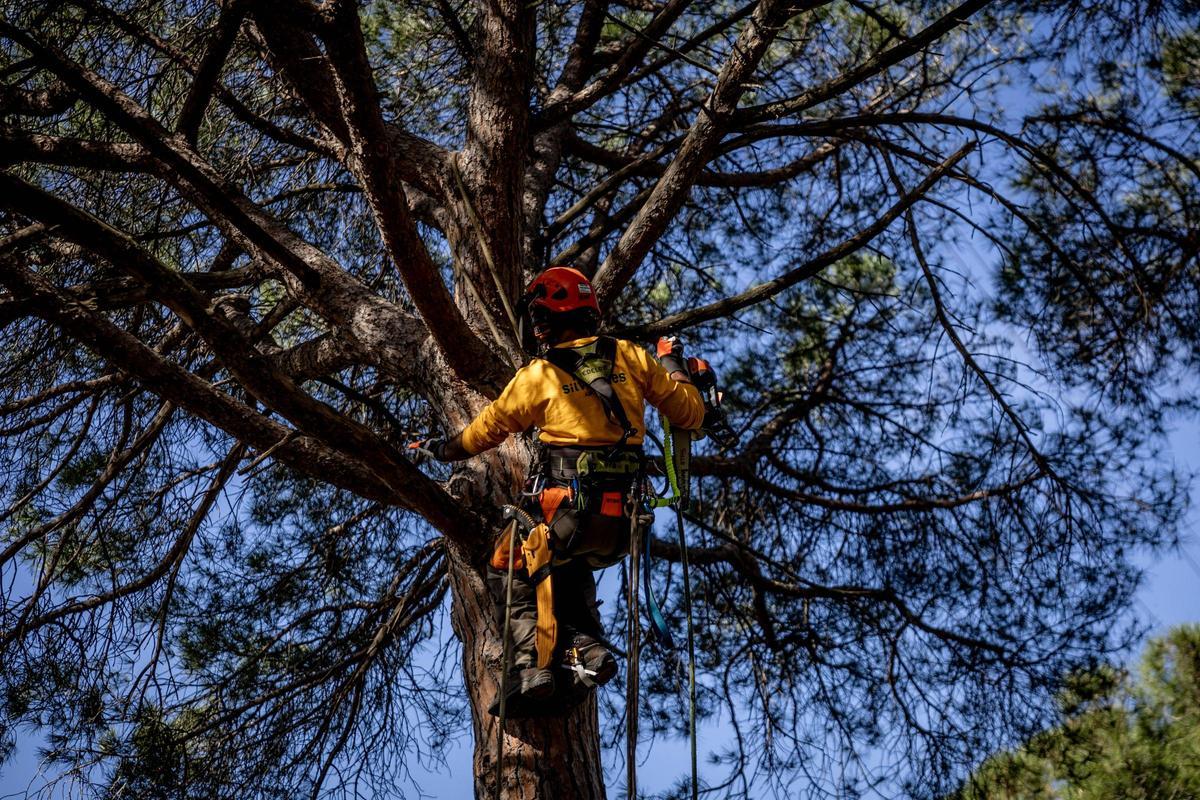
460;336;705;454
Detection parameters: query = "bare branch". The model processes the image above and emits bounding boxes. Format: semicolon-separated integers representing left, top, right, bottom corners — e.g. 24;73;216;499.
736;0;993;123
537;0;694;127
630;142;975;336
176;3;248;145
899;191;1061;484
2;442;246;648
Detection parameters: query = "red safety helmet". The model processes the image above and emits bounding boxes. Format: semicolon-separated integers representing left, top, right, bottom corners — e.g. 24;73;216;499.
524;266;600;315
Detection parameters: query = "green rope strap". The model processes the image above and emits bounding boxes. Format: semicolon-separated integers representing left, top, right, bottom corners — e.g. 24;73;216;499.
649;415;683;509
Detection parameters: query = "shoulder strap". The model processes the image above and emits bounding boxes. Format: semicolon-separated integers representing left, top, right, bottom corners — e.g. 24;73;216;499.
596;334;617;363
542;337;637;446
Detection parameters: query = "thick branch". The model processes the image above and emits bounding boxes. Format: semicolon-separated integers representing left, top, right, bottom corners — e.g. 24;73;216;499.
73;0;332;155
176;3;247;144
0;127;155;171
317;2;506;391
432;0;475;66
0;176;471;534
522;0;609;253
0;23;451;396
0;79;75;116
458;0;536;320
0;259;396;506
270;334;358;381
248;5;451;197
625;1;759;86
593;0;807;304
246;5;349;141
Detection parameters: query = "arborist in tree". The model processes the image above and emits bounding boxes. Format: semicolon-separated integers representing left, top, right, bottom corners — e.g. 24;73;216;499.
418;266;707;712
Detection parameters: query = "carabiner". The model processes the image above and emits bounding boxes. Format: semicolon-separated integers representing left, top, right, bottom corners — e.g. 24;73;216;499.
522;473;546;497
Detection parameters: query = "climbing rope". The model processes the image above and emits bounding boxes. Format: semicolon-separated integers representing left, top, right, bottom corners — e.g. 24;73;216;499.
633;415;700;800
661;417;699;800
625;501;642;800
494;509;530;800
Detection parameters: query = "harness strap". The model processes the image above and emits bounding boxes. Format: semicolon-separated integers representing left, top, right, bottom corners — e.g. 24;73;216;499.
542;336;638;449
641;530;676;649
521;523;557;668
527;563;553;585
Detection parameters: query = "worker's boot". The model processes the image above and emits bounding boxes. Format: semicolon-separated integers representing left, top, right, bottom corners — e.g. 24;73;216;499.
518;666;555;699
564;632;617;688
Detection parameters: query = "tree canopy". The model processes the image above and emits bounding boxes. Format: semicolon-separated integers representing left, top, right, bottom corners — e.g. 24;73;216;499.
0;1;1197;798
954;624;1200;800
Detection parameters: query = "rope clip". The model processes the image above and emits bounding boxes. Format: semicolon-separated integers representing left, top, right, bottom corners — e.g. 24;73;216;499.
563;647;598;687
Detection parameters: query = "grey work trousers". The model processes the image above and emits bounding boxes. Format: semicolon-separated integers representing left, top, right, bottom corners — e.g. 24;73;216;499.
487;512;628;670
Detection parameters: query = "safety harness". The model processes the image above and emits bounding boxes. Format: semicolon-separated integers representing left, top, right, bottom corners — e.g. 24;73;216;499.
516;335;641;668
542;336;639;452
489;336;642;698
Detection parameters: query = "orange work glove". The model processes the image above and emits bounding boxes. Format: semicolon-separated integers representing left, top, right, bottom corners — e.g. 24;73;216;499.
655;336;686;375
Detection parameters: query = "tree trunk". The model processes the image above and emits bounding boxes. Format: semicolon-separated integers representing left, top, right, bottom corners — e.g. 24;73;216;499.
448;543;607;800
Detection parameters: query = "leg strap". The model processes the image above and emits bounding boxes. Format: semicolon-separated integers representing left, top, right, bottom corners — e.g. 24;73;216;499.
521;522;557;668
